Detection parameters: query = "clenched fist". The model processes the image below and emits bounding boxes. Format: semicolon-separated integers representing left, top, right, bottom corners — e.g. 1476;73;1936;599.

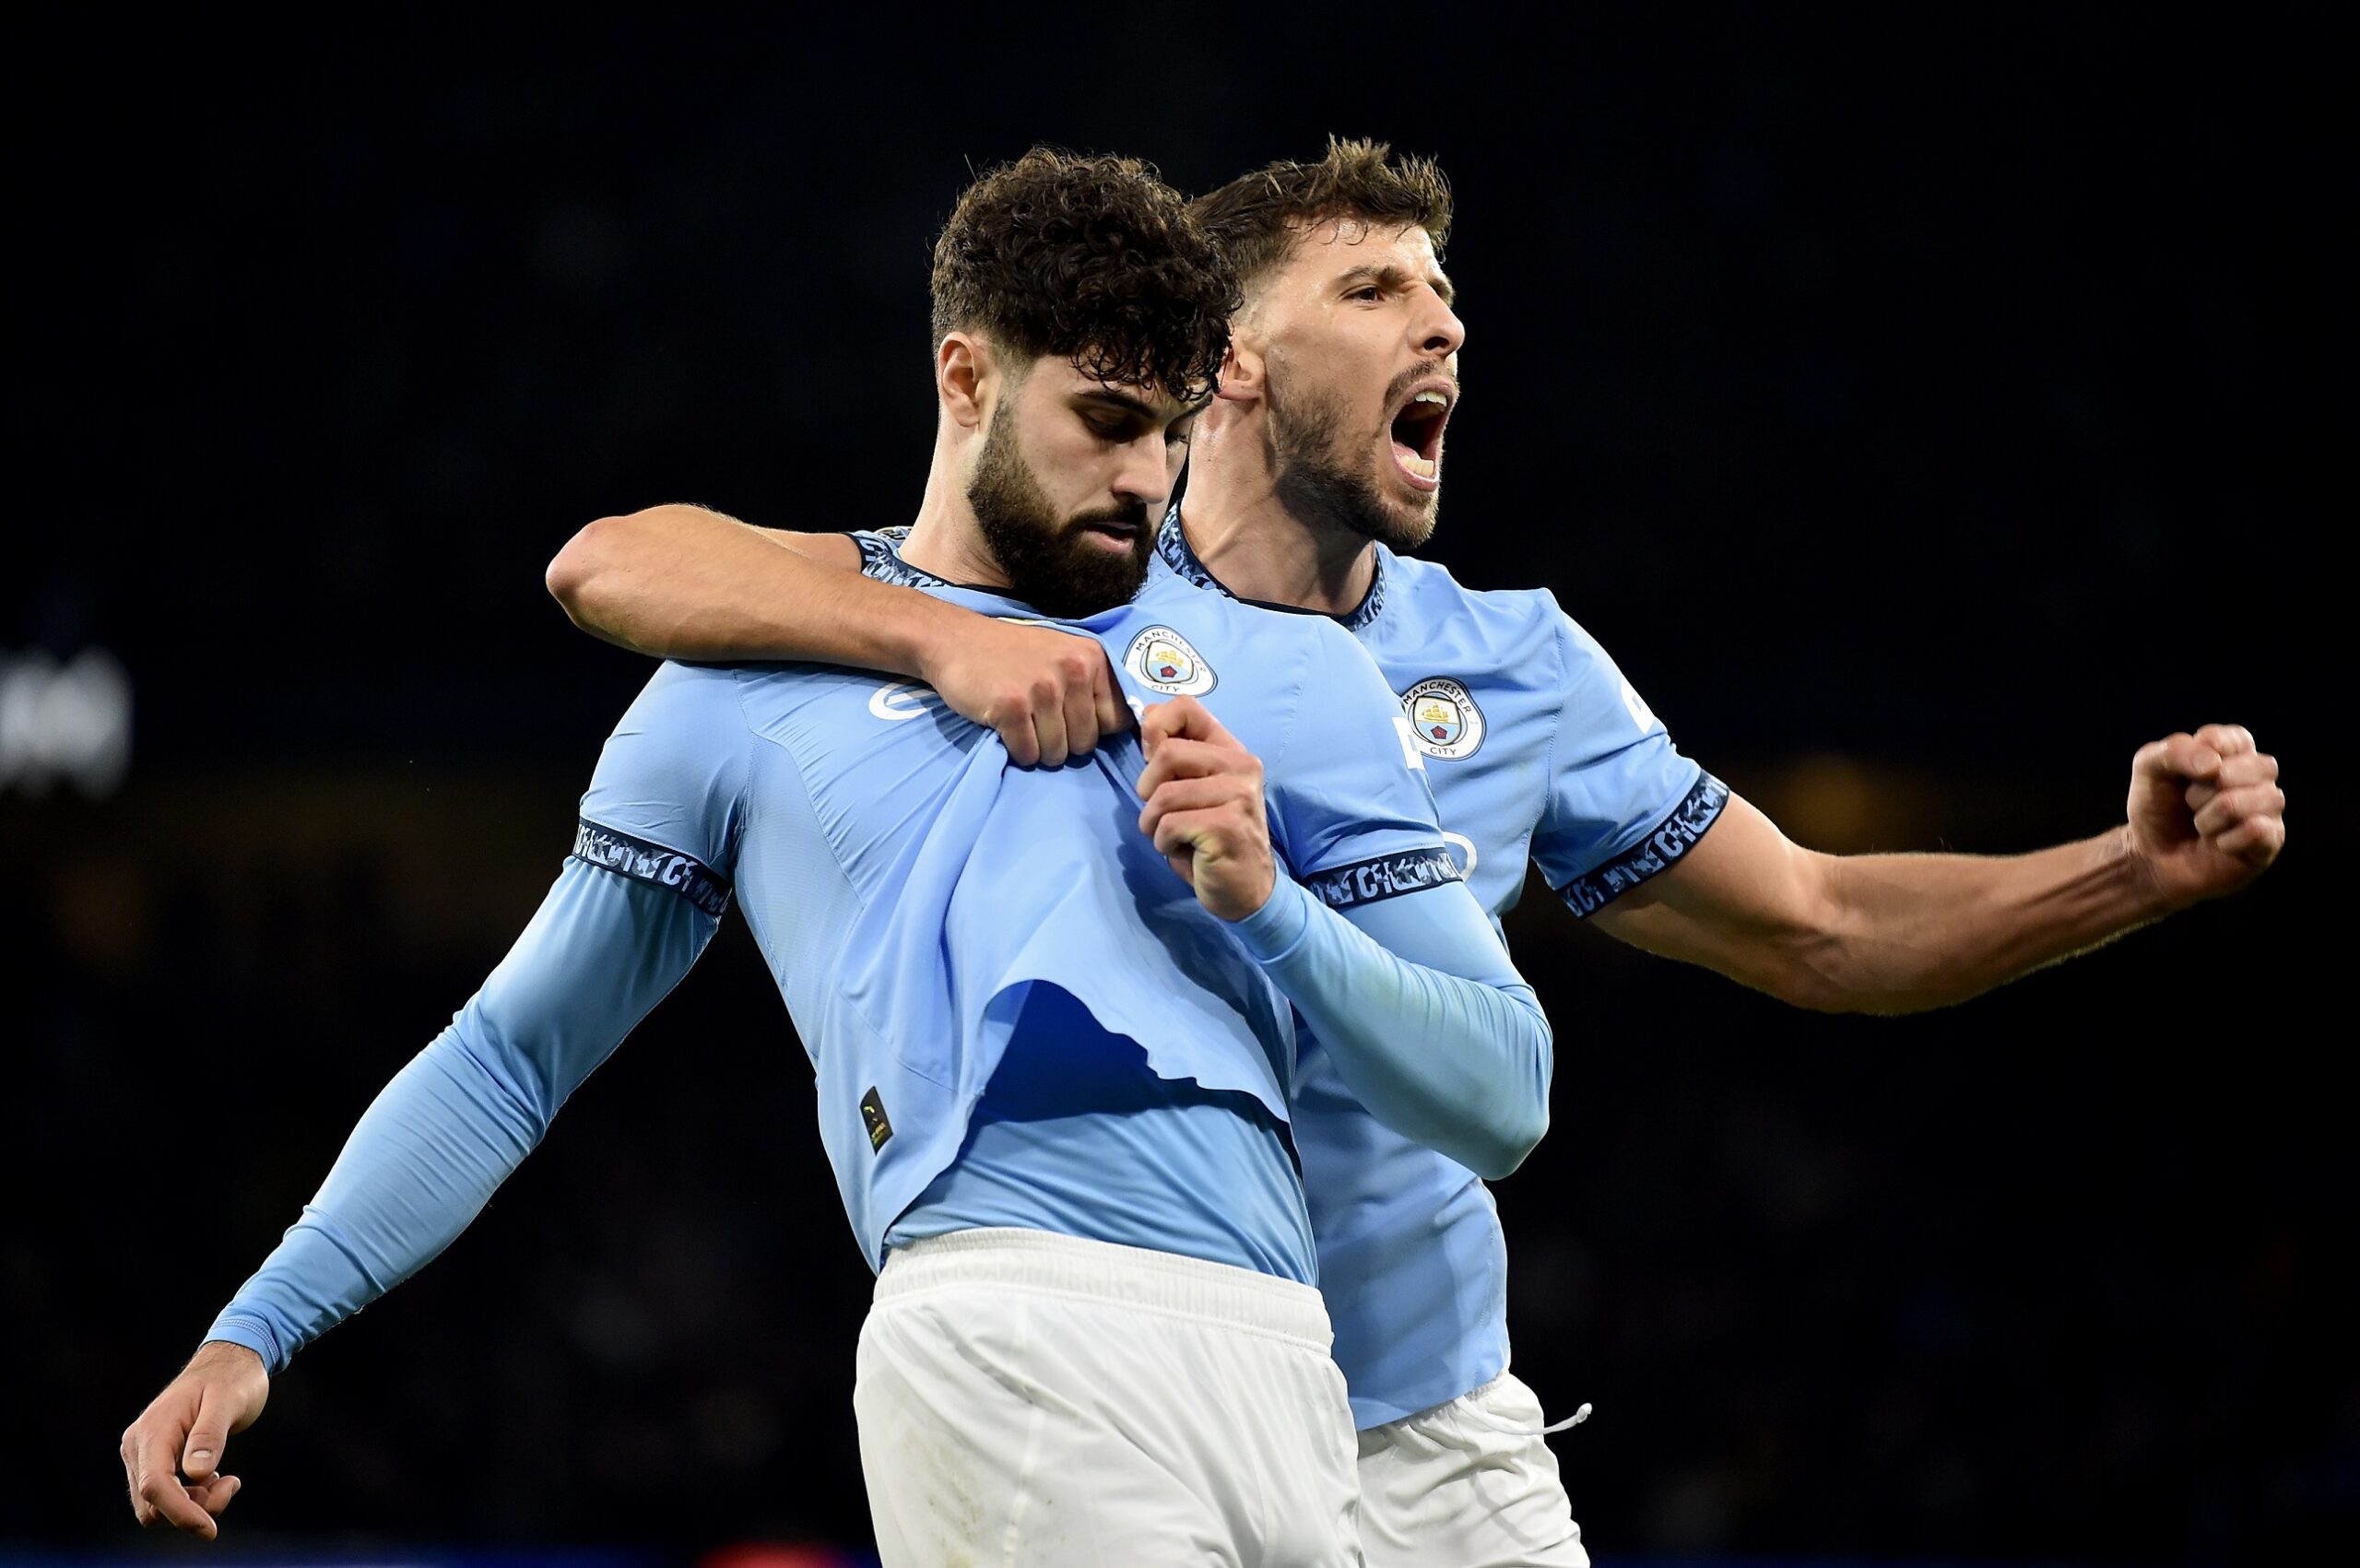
920;614;1133;768
1135;697;1278;922
2127;722;2284;908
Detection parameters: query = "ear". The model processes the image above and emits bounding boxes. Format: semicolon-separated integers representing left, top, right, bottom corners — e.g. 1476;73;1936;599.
938;333;992;430
1213;334;1264;406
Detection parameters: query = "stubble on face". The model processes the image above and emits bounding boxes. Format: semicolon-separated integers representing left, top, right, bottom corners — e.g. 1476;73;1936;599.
966;409;1154;618
1263;359;1445;554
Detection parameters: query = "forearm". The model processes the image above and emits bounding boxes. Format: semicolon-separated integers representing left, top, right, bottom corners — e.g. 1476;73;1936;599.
549;505;958;668
1799;826;2164;1012
1233;876;1552;1178
205;1027;543;1372
207;863;715;1372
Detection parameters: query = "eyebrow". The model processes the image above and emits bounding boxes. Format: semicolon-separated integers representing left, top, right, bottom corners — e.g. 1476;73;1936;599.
1075;387;1213;421
1336;263;1457;307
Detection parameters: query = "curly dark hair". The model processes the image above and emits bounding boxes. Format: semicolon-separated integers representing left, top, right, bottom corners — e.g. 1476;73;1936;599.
930;148;1240;404
1188;136;1453;296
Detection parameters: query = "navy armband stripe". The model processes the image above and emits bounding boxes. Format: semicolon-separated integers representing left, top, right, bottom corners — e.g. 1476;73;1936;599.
1556;773;1730;917
1303;846;1463;912
572;820;732;917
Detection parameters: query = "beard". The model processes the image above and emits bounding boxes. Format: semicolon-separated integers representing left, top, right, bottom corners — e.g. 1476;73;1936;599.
1266;365;1443;553
966;414;1153;618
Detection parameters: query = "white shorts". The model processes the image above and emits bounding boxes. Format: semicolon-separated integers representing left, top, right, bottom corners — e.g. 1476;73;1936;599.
854;1227;1363;1568
1354;1371;1589;1568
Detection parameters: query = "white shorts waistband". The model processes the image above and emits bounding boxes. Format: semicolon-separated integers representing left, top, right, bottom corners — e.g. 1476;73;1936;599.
877;1227;1331;1350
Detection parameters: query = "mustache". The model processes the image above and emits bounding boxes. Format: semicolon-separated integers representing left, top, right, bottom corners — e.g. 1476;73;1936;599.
1382;360;1461;409
1066;500;1151;533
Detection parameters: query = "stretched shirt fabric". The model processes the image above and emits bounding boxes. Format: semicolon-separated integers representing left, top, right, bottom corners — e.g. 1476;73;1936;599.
1153;510;1729;1428
206;542;1552;1376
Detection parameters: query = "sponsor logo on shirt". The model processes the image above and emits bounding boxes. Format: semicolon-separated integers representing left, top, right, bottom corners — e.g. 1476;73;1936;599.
867;682;938;722
1400;677;1486;760
1620;676;1658;735
1123;624;1217;697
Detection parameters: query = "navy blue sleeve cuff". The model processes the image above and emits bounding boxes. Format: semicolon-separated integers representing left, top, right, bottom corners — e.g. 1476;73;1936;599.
1555;773;1731;917
571;820;732;917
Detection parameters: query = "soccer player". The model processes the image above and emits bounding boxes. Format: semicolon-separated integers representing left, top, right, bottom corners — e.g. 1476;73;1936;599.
545;140;2288;1566
120;150;1560;1567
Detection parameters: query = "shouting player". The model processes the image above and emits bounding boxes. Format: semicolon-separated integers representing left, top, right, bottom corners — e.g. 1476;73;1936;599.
544;138;2287;1566
120;149;1562;1567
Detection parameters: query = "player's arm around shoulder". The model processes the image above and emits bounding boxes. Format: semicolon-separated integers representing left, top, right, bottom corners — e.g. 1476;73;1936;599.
548;503;1128;767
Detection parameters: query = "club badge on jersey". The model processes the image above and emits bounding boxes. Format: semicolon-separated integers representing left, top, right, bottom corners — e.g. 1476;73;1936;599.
1400;677;1486;761
1125;625;1217;696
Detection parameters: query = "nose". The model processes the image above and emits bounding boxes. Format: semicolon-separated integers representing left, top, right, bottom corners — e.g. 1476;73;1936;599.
1114;432;1172;508
1413;290;1466;359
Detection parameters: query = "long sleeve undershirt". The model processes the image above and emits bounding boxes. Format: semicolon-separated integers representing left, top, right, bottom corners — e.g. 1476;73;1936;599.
1236;875;1552;1180
204;857;1544;1373
205;862;716;1373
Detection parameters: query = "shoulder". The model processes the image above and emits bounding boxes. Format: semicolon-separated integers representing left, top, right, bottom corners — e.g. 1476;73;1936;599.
1382;548;1565;650
615;659;749;730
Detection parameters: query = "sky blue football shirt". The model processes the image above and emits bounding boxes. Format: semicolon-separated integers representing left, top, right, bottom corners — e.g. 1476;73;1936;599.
1156;509;1729;1426
205;534;1552;1376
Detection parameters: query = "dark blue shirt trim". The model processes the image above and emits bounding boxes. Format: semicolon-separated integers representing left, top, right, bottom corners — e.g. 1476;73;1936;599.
848;528;950;590
1157;508;1387;631
1303;846;1464;912
572;819;732;917
1555;773;1731;917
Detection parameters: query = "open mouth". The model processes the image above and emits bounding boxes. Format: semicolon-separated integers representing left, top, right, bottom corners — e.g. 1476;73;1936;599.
1388;384;1452;489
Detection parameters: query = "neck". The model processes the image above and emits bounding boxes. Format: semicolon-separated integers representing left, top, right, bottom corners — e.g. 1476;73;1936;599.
900;438;1010;589
1177;419;1377;616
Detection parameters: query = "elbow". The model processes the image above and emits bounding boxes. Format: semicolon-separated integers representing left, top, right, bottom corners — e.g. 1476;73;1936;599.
1474;1099;1550;1180
1760;961;1850;1014
545;516;629;627
1471;1016;1552;1179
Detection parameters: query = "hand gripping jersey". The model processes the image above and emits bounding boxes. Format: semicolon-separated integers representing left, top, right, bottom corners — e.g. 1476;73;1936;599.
204;536;1551;1374
1156;510;1729;1427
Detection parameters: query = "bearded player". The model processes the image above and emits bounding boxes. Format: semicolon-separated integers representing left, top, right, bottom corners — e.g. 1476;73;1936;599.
121;148;1573;1566
545;139;2285;1565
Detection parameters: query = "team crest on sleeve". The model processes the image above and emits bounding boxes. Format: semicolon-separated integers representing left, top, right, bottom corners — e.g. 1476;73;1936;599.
1401;677;1486;760
1123;625;1216;696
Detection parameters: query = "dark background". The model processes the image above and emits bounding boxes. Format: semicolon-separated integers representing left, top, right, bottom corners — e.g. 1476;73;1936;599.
6;8;2349;1564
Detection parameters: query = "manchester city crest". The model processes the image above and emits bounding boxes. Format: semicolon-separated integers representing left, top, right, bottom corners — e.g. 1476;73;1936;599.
1123;624;1217;697
1401;677;1485;760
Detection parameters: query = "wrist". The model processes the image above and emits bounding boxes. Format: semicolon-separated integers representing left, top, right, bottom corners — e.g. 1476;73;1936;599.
2112;821;2187;918
192;1339;267;1378
1231;873;1312;958
890;593;967;683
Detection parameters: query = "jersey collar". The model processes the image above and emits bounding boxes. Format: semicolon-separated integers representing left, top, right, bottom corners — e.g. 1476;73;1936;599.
1157;507;1387;632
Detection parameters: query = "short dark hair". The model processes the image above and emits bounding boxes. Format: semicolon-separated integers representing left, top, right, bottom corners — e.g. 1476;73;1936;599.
1188;136;1453;297
929;148;1239;404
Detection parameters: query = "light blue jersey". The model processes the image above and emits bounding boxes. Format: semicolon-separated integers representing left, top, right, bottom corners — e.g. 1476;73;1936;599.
1157;511;1729;1427
206;538;1552;1375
